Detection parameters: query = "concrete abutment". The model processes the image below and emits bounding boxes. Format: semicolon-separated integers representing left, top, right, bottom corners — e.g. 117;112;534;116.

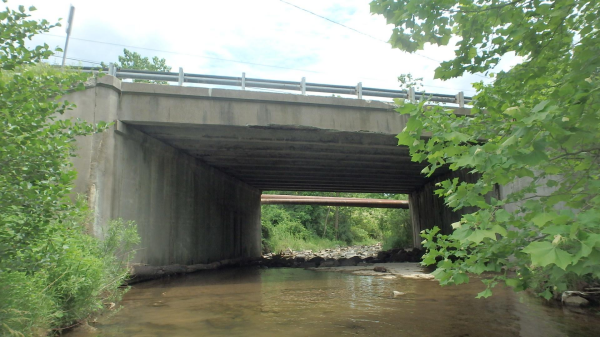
67;76;261;266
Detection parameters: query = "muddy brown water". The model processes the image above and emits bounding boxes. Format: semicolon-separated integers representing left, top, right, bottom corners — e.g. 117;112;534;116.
68;267;599;336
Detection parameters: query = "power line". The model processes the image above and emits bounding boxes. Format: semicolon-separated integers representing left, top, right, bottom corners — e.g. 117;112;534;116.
277;0;487;78
52;54;103;65
42;33;324;74
279;0;387;44
277;0;439;63
42;33;477;93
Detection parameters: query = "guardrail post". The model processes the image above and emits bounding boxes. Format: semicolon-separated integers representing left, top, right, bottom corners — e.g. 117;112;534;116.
242;72;246;90
108;63;116;76
356;82;362;99
301;77;306;95
456;91;464;108
178;67;184;86
408;87;416;103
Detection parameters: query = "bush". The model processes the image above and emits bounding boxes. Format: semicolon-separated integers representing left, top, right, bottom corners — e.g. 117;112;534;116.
381;209;413;250
0;218;139;336
0;4;140;334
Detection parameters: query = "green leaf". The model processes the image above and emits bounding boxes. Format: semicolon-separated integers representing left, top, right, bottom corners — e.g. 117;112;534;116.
531;100;550;113
396;132;414;146
495;209;510;222
453;272;469;285
476;288;493;299
491;225;507;237
531;213;555;227
513;150;549;166
465;230;496;243
505;278;521;288
405;117;423;132
522;241;574;270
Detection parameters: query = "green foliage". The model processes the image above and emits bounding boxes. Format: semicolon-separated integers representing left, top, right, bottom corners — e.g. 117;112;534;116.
381;204;413;250
0;2;56;71
371;0;600;298
0;219;139;335
102;48;171;84
1;3;140;334
261;192;412;252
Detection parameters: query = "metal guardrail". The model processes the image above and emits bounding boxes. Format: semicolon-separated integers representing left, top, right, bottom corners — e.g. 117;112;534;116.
80;65;472;107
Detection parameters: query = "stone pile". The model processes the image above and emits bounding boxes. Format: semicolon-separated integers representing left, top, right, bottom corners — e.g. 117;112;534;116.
260;244;424;268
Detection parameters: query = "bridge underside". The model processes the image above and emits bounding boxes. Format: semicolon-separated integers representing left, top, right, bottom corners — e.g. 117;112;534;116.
127;123;434;194
68;76;469;267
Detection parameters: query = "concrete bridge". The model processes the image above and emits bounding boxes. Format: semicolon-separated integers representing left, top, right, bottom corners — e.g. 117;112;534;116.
67;75;475;266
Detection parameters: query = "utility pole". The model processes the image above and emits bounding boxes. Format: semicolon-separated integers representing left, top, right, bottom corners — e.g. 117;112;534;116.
61;5;75;67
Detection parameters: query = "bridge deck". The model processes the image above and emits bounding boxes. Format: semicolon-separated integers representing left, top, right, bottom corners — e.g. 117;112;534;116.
116;82;454;193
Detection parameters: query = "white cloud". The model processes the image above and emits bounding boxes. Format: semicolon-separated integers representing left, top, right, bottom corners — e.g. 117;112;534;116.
7;0;507;98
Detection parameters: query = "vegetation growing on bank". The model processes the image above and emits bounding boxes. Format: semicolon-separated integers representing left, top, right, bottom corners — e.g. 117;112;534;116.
0;3;139;335
371;0;600;299
261;192;412;253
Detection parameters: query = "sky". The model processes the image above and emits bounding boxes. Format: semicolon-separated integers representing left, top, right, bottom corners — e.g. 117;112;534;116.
6;0;517;98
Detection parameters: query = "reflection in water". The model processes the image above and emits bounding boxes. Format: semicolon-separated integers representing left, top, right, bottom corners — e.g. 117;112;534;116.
69;267;599;336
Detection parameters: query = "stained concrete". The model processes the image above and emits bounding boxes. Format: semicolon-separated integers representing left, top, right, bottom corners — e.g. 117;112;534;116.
65;76;473;264
113;80;461;193
66;76;261;266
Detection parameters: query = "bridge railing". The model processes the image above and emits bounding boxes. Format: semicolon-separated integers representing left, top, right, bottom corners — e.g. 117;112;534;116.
80;66;472;107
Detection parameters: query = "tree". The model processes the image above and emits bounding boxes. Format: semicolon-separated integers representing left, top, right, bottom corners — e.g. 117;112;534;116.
103;48;171;84
371;0;600;299
1;2;138;333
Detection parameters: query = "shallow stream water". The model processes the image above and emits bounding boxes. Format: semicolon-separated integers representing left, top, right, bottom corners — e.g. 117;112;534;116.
69;267;599;336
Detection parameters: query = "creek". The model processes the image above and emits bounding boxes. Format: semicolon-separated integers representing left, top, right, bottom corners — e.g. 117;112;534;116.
68;267;599;336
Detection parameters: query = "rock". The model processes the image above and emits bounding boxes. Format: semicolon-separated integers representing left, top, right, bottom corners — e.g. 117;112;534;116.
319;259;340;267
308;256;324;265
562;294;590;306
392;291;405;297
391;250;408;262
377;251;390;260
70;322;97;334
564;296;589;306
339;258;359;267
294;254;306;263
299;261;318;268
186;263;211;272
403;274;435;280
374;266;387;273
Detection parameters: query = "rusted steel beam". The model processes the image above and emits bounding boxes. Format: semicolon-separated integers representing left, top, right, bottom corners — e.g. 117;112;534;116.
261;194;409;209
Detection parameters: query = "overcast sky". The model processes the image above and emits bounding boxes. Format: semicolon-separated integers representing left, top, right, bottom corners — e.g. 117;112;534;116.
7;0;516;98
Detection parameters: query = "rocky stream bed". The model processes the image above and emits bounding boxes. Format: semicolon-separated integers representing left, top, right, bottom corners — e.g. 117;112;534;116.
130;244;425;283
260;243;424;268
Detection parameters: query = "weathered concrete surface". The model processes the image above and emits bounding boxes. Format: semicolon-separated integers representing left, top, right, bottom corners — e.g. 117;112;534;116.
65;75;473;260
114;79;453;193
66;76;261;266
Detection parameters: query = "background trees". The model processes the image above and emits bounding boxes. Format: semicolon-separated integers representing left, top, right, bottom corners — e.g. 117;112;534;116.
371;0;600;298
261;191;412;253
102;48;171;84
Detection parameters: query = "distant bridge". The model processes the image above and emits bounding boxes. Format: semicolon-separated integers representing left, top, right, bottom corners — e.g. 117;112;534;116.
261;194;409;208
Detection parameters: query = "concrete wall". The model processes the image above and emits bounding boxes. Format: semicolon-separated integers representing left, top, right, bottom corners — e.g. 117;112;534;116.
66;76;262;266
